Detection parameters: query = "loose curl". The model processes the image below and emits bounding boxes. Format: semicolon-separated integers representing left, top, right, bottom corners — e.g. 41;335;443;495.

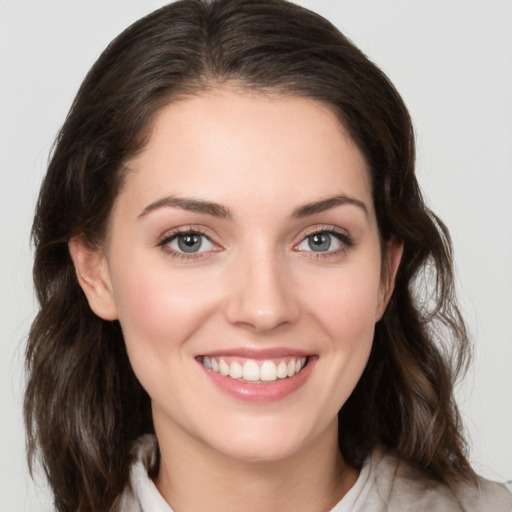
25;1;474;510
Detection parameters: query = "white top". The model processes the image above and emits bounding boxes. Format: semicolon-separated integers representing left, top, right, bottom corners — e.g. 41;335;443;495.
118;435;512;511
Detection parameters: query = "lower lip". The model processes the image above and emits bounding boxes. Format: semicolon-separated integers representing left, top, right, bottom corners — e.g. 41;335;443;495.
199;358;316;403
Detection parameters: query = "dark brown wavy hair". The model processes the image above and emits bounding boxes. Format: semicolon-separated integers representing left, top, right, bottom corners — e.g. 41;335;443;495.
25;0;475;510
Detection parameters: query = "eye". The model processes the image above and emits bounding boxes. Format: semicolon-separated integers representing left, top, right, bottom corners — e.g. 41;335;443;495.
159;230;216;255
295;229;353;254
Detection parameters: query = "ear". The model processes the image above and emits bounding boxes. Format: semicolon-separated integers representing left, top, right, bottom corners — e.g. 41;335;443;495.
376;237;403;321
68;236;118;321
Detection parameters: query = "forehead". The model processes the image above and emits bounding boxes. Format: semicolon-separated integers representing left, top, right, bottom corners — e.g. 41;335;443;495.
118;89;374;218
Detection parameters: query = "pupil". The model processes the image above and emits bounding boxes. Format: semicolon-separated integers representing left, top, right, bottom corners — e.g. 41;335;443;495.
178;234;202;253
309;233;331;252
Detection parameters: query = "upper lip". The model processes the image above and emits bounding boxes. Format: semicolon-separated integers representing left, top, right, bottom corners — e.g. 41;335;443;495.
198;347;313;359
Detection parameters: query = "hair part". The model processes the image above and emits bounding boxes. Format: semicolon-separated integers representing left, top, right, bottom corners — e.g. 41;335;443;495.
25;1;474;510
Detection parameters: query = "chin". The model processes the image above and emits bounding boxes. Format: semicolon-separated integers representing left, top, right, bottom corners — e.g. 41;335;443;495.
201;414;328;464
216;437;304;464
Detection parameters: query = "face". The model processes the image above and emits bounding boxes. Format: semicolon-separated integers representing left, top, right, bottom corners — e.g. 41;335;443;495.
77;89;400;463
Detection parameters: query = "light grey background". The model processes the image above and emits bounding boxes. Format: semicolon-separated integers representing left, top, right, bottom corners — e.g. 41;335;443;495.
1;1;511;510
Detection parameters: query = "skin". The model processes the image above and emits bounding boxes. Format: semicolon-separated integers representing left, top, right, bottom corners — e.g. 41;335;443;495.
70;89;402;512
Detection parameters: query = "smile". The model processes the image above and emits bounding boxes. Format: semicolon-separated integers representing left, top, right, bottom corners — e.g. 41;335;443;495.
202;356;308;383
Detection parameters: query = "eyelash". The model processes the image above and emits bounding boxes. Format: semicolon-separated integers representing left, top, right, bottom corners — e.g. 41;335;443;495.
157;226;219;261
157;225;354;261
294;226;354;259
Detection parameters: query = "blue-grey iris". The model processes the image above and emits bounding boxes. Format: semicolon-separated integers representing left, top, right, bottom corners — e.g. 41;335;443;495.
178;234;202;253
308;233;331;252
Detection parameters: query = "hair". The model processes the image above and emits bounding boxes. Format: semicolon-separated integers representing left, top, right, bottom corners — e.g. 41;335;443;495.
25;0;475;510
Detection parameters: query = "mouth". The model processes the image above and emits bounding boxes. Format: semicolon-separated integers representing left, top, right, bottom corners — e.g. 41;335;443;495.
200;355;308;383
197;350;315;403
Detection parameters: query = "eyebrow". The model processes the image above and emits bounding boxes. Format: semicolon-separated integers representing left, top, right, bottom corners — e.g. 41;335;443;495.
137;196;232;220
137;193;368;221
292;194;369;219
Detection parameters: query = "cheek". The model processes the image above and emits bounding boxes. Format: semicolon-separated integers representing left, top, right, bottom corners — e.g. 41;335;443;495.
109;260;220;357
307;268;380;406
305;263;382;341
109;263;224;409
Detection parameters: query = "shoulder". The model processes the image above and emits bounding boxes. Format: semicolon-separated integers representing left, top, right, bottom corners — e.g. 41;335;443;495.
350;448;512;512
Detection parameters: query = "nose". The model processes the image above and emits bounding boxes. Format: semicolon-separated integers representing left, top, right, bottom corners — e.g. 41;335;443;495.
224;248;299;333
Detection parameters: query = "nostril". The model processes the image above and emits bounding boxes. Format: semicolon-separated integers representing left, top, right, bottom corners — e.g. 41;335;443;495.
223;261;300;331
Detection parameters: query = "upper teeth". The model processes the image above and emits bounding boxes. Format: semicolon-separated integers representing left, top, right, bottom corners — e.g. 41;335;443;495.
202;356;307;382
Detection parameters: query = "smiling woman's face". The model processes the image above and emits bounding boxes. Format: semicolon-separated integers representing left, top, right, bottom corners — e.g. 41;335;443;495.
74;89;400;464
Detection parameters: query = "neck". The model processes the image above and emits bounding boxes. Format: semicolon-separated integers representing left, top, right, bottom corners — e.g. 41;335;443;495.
153;418;358;512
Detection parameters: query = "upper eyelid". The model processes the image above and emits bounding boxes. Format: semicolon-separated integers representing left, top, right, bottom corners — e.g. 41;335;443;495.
297;225;351;240
157;225;215;244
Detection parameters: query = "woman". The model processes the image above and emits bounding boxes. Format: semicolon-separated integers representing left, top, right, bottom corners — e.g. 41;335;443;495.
24;0;512;511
